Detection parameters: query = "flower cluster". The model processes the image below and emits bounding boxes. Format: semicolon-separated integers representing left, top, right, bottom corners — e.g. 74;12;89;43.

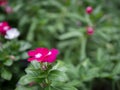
0;0;13;14
0;21;20;39
27;48;59;63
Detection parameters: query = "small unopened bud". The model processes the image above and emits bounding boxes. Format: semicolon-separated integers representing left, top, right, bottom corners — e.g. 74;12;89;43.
41;64;47;70
86;26;94;35
86;6;93;14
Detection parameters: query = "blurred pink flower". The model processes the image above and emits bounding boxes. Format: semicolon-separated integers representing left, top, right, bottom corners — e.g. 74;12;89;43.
86;26;94;35
5;6;13;14
0;0;8;6
0;21;11;35
27;48;59;63
86;6;93;14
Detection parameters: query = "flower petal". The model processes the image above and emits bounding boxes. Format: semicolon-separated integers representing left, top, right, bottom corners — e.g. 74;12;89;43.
50;48;59;55
43;48;59;63
36;48;49;55
4;28;20;39
27;50;36;56
36;58;43;62
44;55;57;63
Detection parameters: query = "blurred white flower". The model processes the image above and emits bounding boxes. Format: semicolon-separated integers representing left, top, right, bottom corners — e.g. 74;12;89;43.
5;28;20;40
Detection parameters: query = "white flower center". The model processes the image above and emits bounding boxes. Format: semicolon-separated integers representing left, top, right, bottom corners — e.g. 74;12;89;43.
3;26;9;31
48;51;52;55
35;53;42;58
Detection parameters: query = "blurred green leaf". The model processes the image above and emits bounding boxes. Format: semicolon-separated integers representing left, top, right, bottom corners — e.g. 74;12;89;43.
48;70;68;82
1;68;12;80
4;59;13;66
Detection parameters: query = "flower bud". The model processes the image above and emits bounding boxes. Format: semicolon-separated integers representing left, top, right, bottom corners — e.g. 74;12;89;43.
86;26;94;35
86;6;93;14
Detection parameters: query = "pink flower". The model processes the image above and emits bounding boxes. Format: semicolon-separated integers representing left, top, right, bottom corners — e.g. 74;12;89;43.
0;0;8;6
0;21;11;35
5;6;13;14
86;26;94;35
27;48;59;63
86;6;93;14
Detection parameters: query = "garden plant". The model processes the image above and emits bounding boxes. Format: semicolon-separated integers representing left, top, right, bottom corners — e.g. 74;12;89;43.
0;0;120;90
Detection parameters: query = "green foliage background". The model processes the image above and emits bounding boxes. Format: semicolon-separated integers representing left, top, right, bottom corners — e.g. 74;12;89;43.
0;0;120;90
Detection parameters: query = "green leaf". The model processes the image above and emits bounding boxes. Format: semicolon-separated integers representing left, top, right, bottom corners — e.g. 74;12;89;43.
67;80;81;87
26;18;37;42
18;75;41;85
1;68;12;80
31;61;41;69
45;86;52;90
100;72;111;78
59;31;82;40
4;60;13;66
25;66;46;79
112;62;120;75
84;68;99;81
61;86;77;90
53;86;77;90
21;52;29;59
52;60;67;72
19;42;31;52
48;70;68;82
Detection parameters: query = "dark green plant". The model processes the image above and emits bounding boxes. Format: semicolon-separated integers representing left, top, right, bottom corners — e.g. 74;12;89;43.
16;61;77;90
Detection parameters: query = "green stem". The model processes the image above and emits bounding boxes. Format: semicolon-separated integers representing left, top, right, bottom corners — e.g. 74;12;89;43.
80;36;87;61
85;14;93;26
26;18;37;42
40;63;51;88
